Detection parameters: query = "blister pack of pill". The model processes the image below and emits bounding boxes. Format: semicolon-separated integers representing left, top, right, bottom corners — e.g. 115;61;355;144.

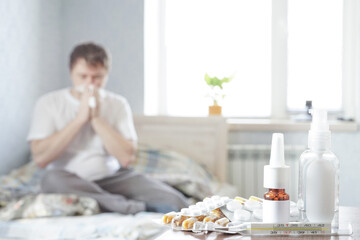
162;195;299;233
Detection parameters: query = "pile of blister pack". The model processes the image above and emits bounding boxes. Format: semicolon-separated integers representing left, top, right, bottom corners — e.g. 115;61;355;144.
162;195;299;233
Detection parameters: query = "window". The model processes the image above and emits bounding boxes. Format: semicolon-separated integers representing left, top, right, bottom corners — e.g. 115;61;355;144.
145;0;357;119
287;0;343;111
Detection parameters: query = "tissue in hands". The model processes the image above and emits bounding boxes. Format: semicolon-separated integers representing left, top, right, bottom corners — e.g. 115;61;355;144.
75;85;105;108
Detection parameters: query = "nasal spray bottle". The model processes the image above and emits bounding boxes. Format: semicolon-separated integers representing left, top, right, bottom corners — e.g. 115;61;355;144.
263;133;290;223
298;109;339;232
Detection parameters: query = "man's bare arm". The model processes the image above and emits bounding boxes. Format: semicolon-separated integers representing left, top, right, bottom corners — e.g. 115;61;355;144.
30;89;91;168
91;116;136;167
31;118;85;168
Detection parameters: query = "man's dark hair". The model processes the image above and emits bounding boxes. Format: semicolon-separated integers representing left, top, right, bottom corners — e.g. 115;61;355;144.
69;42;110;70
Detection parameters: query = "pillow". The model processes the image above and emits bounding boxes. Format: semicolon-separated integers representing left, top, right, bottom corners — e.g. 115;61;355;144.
131;144;216;200
0;161;43;208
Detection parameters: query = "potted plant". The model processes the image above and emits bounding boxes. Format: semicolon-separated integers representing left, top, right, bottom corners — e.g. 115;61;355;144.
204;73;233;115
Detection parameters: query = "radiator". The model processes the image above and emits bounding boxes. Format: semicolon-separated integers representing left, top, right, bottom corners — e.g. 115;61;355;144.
227;144;305;201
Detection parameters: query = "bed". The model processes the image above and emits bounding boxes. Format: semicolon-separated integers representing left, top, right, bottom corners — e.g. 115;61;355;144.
0;116;237;240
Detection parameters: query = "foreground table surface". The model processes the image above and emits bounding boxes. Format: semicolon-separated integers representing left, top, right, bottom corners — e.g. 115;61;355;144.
155;206;359;240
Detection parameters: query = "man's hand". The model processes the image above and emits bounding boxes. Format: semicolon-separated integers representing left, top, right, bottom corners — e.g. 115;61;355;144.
90;87;101;120
75;87;91;124
88;89;136;167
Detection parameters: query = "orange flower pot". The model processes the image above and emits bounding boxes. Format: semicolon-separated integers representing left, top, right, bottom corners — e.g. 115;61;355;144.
209;105;222;116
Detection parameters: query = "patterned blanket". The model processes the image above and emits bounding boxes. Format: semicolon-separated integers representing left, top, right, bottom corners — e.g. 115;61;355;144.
132;144;237;200
0;144;237;220
0;162;100;220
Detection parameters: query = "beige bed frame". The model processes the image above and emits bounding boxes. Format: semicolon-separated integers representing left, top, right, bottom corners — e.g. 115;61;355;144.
133;116;228;182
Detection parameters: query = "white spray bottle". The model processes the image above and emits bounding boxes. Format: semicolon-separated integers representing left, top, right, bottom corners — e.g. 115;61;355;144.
298;109;339;231
263;133;290;223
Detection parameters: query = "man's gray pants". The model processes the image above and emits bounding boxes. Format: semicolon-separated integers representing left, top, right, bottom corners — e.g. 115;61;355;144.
41;168;189;214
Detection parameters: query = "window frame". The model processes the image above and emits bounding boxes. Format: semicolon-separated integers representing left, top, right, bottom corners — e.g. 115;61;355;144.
144;0;359;120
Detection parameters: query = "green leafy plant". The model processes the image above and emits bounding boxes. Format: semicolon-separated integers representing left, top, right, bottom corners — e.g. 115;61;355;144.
204;73;233;106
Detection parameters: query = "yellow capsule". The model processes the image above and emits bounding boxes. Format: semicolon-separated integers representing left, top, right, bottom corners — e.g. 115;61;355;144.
171;215;189;228
203;215;219;223
215;217;230;227
234;196;247;204
162;211;177;224
195;215;206;221
249;196;263;204
182;217;198;230
211;208;226;219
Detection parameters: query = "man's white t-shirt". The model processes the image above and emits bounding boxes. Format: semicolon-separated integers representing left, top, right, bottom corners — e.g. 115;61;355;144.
27;88;137;181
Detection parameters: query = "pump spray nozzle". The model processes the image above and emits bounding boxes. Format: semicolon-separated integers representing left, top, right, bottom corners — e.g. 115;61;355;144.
269;133;286;167
308;109;331;151
264;133;290;189
309;109;329;132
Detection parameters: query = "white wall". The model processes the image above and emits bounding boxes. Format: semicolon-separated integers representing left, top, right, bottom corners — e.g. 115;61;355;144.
0;0;63;174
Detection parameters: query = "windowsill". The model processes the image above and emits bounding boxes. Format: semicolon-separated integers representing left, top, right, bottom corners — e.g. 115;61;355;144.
227;118;358;132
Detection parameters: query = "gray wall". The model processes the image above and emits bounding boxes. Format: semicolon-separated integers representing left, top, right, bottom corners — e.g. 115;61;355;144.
0;0;144;174
61;0;144;114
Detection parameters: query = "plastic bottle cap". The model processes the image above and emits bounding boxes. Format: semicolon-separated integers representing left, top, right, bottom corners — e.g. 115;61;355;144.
263;133;290;189
310;109;329;132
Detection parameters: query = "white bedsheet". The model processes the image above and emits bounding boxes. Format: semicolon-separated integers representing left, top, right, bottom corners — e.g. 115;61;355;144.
0;212;167;240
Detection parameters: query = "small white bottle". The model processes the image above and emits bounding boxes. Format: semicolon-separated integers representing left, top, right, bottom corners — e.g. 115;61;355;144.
298;109;339;231
263;133;290;223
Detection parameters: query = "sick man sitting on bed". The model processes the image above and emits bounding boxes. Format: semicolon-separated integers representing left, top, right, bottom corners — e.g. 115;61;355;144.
27;42;188;214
